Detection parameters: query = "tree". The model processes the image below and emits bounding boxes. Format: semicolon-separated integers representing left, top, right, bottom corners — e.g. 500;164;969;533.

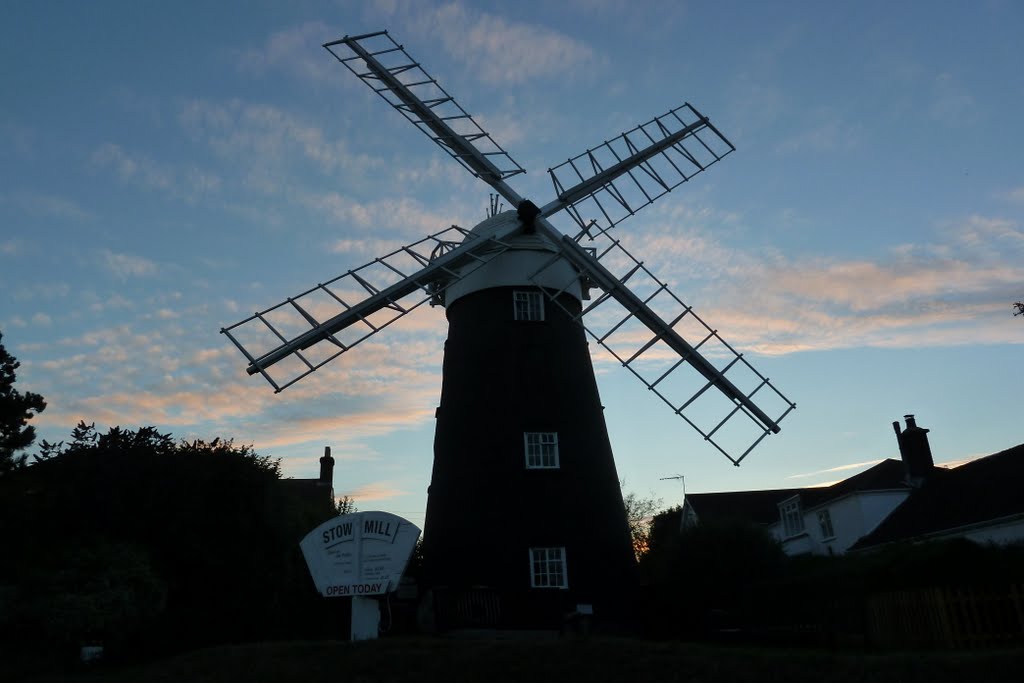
335;494;358;515
621;480;663;559
0;331;46;473
1015;301;1023;317
0;423;337;656
639;512;786;638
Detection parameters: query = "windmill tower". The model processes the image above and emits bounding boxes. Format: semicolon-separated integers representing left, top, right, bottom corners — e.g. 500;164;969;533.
222;30;795;629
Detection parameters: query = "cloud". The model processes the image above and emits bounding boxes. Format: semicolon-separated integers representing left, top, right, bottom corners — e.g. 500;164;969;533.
11;282;71;301
584;210;1024;357
235;21;345;84
787;459;883;480
377;1;599;85
178;99;382;183
301;191;475;238
92;143;172;189
98;249;158;279
343;481;410;502
1;191;94;221
1;239;20;255
1003;186;1024;203
775;114;865;154
91;143;221;203
928;72;978;125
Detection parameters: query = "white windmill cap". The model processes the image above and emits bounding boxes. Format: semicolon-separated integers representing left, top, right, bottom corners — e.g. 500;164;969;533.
444;210;584;308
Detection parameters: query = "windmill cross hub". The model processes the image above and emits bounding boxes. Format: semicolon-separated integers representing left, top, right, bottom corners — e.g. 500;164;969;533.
517;199;542;232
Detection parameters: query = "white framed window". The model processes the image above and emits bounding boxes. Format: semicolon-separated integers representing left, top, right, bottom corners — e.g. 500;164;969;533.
524;432;559;469
779;496;804;538
513;290;544;321
817;509;835;539
529;547;567;588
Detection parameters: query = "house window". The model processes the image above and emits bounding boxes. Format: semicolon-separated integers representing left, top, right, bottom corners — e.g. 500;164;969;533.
779;497;804;538
513;290;544;321
529;547;567;588
524;432;559;469
818;509;835;539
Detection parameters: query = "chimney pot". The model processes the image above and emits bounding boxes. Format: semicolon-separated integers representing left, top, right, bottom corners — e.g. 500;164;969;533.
894;414;933;487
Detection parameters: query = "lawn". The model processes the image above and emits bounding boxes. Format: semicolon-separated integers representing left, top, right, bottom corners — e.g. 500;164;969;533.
14;637;1024;683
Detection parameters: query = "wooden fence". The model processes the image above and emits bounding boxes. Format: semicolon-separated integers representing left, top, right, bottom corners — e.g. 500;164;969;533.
866;584;1024;649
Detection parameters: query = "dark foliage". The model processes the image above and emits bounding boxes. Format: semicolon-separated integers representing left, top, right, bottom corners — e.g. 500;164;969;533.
638;506;1024;646
0;331;46;473
639;510;786;638
621;481;662;559
0;423;339;662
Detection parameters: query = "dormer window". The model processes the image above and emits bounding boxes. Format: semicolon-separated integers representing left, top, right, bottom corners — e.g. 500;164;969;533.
779;496;804;538
817;509;835;539
513;290;544;321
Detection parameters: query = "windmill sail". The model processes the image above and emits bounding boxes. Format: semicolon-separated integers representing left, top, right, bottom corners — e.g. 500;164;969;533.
526;219;795;465
542;104;735;233
324;31;526;204
221;225;515;392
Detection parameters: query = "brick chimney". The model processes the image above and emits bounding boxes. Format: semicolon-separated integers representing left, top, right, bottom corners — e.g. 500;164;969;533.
892;414;934;487
319;446;335;486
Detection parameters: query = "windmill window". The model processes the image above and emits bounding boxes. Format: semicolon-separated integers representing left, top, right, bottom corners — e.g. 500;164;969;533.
779;497;804;538
818;509;835;539
524;432;559;469
529;547;567;588
513;290;544;321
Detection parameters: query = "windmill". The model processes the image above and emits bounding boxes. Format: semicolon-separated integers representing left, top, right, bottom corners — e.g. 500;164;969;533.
221;30;795;629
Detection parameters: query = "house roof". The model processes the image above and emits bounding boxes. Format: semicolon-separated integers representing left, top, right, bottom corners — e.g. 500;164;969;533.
685;459;909;526
850;443;1024;550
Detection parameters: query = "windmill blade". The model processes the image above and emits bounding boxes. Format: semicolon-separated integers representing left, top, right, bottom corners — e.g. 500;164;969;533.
543;103;735;233
221;225;515;392
324;31;526;208
529;217;795;465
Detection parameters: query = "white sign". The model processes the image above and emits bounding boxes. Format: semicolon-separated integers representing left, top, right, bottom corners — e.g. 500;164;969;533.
300;511;420;598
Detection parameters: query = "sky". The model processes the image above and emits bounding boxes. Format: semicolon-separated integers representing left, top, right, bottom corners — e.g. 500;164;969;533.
2;1;1022;529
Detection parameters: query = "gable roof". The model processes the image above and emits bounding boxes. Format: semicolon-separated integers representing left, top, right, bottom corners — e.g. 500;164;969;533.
686;459;909;526
851;443;1024;550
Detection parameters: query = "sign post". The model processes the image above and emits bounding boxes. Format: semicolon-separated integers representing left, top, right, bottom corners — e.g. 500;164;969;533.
300;511;420;640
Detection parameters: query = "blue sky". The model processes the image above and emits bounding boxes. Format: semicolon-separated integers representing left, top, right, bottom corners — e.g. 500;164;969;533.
2;1;1022;528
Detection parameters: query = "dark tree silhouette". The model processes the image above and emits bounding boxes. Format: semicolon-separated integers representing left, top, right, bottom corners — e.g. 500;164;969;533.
621;480;662;559
0;331;46;473
336;494;358;515
1014;301;1023;317
0;423;338;657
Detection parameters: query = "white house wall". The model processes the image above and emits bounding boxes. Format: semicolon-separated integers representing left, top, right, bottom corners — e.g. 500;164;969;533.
933;515;1024;546
771;489;910;556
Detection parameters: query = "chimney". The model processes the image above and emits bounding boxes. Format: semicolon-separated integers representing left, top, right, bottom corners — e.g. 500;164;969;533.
892;414;934;487
319;446;335;486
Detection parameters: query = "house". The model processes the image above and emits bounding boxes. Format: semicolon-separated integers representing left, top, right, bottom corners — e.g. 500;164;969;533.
278;446;337;514
850;441;1024;550
681;415;1024;555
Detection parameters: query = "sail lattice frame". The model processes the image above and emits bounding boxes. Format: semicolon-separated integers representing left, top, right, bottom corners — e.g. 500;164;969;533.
325;31;526;184
528;221;795;465
548;104;735;234
222;226;511;392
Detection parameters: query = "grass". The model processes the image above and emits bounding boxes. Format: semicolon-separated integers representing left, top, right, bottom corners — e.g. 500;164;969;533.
16;637;1024;683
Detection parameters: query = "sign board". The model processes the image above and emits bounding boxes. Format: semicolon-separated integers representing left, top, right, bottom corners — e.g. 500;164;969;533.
300;511;420;598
